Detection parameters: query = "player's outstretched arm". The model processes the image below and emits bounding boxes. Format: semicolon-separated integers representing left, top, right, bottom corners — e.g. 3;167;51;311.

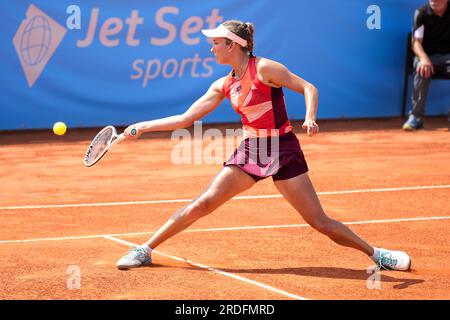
124;77;226;138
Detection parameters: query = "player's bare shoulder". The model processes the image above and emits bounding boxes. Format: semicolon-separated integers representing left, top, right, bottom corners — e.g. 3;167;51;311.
255;57;285;88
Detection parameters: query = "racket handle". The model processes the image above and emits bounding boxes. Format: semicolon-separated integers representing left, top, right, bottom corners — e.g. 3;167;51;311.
107;127;136;154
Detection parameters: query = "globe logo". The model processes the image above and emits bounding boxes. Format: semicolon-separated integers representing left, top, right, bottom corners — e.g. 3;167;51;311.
20;15;52;66
13;5;67;87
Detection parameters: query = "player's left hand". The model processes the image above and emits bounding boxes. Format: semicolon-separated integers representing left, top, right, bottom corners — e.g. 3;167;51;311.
302;119;319;137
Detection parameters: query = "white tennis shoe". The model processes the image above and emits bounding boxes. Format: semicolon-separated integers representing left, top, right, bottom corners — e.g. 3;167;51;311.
373;248;411;271
116;246;152;270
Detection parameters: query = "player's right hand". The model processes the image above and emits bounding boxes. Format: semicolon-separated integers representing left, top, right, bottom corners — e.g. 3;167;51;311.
124;125;141;139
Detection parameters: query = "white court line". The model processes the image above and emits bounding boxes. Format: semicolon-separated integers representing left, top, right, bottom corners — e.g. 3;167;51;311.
1;215;449;244
0;184;449;211
103;235;308;301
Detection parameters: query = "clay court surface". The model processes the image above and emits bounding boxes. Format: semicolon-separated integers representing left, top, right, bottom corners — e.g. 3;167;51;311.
0;117;449;300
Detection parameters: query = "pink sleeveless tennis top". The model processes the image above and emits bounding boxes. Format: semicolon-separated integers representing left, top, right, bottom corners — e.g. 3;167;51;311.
222;57;293;138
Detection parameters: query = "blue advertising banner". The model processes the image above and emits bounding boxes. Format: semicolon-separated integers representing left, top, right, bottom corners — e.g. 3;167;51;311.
0;0;448;130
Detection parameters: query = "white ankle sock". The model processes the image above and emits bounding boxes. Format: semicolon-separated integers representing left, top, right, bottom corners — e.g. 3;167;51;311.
370;247;379;262
140;245;152;255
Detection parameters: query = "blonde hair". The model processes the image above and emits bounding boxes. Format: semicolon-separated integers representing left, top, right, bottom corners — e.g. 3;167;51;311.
222;20;255;57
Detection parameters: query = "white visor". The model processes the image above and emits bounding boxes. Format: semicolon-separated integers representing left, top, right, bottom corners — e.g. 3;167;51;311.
201;24;248;48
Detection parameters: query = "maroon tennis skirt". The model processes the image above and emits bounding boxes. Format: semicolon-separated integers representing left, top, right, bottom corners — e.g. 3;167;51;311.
224;131;308;181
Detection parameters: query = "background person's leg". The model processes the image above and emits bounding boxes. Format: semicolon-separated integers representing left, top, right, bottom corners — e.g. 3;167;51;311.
410;57;432;118
431;53;450;78
403;57;433;130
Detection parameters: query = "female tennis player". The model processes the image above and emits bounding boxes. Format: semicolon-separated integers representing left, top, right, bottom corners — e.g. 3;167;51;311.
116;20;411;271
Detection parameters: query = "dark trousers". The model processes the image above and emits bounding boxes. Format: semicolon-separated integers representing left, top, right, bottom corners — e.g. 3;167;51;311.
411;54;450;117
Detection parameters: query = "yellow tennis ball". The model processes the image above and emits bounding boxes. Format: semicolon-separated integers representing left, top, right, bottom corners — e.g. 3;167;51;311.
53;122;67;136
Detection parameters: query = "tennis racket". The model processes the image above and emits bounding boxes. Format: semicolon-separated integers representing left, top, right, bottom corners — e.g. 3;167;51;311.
83;125;136;167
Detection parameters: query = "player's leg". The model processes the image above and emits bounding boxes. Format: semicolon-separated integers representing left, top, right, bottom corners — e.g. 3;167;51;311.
116;165;256;269
273;172;411;270
145;165;256;249
274;172;373;255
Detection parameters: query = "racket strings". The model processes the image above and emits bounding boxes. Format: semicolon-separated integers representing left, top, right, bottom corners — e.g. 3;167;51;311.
84;128;114;165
